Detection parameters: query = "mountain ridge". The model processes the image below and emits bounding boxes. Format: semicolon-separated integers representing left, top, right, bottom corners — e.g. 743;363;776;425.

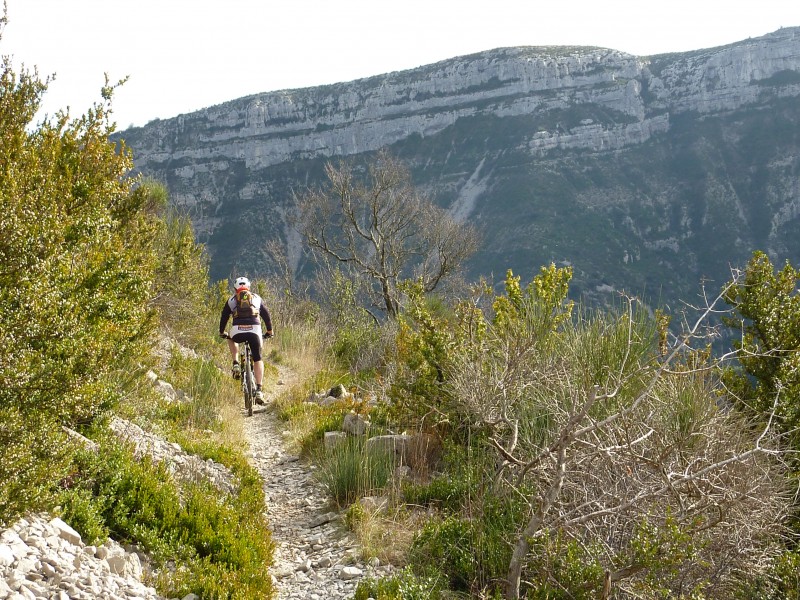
117;26;800;309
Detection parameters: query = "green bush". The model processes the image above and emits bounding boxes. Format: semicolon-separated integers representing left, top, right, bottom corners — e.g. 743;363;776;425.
401;474;470;513
401;441;495;514
0;47;158;523
0;408;71;526
735;548;800;600
409;493;519;596
769;549;800;600
411;516;476;591
522;532;606;600
59;487;109;545
353;566;446;600
59;436;274;599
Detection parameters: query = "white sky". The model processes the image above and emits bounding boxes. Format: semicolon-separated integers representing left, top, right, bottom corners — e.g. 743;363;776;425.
4;0;800;130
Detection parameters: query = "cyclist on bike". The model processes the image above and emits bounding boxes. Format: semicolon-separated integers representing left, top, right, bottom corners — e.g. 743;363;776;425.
219;276;274;404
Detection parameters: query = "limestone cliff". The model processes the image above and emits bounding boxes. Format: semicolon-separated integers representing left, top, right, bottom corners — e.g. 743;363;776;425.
118;27;800;307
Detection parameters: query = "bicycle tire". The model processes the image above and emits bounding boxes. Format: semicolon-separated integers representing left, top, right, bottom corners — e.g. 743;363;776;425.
247;366;256;415
242;348;254;416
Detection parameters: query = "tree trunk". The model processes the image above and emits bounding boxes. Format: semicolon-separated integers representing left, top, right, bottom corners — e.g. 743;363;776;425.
505;444;568;599
505;530;532;599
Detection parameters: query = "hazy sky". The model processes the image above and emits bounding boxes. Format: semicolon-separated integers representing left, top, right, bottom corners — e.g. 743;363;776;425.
4;0;800;129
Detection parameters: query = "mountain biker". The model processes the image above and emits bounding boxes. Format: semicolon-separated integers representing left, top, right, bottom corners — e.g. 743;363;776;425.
219;276;274;404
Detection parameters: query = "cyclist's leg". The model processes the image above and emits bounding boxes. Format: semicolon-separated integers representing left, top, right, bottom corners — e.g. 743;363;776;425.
243;333;265;403
254;360;264;387
230;333;249;378
226;337;238;362
247;333;265;386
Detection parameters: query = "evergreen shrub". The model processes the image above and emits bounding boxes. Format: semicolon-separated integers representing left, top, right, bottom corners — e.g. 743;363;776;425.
59;435;274;599
353;565;445;600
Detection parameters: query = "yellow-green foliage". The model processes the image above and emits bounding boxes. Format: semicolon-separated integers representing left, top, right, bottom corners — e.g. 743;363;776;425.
354;566;445;600
723;250;800;435
392;267;574;427
0;43;160;523
394;292;451;424
492;264;574;338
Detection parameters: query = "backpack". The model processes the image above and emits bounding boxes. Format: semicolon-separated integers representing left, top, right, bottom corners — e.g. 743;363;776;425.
233;288;258;319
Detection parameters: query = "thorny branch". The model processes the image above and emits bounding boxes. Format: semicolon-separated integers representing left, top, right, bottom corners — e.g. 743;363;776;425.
448;274;791;599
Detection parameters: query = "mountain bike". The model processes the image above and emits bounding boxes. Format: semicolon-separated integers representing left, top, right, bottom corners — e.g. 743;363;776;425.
222;333;258;416
239;341;257;417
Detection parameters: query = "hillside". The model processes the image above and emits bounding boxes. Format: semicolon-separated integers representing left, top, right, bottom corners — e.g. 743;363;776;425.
117;27;800;308
8;32;798;599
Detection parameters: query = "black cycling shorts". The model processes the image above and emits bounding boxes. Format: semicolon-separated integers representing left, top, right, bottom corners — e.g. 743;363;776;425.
231;331;263;362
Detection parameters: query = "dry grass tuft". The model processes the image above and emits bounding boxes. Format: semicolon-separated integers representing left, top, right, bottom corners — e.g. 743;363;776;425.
347;502;432;566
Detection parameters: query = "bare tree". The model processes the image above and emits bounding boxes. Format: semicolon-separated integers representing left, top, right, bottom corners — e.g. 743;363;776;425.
261;238;306;300
447;280;793;599
295;150;479;318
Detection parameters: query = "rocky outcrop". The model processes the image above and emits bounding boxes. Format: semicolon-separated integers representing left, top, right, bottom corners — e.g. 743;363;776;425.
0;515;171;600
644;28;800;114
110;417;238;496
118;27;800;308
124;27;800;173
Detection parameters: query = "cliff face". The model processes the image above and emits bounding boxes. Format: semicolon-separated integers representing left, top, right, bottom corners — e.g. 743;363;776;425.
119;27;800;306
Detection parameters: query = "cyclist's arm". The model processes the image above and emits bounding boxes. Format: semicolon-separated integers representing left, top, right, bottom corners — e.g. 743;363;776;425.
260;303;273;336
219;302;232;335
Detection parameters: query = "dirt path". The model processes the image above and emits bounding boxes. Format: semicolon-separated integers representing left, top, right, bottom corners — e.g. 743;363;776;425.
242;365;390;599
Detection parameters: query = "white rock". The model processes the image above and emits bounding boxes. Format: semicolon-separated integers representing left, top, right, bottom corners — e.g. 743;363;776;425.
17;584;36;600
106;553;126;575
50;517;82;546
0;543;15;566
125;552;143;578
338;566;363;580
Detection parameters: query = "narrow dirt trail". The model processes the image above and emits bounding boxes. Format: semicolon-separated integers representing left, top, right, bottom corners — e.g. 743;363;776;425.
242;365;390;599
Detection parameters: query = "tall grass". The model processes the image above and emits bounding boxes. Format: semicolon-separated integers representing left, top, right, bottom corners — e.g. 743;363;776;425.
265;293;333;380
314;437;395;507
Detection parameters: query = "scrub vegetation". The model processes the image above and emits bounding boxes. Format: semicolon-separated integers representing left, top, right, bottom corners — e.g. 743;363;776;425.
2;14;799;600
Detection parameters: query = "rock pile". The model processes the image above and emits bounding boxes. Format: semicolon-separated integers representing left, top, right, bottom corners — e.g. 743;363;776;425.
110;417;237;496
0;515;174;600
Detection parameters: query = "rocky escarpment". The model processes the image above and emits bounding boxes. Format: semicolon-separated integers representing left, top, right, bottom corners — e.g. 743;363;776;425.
118;27;800;311
126;45;645;172
124;27;799;172
644;28;800;114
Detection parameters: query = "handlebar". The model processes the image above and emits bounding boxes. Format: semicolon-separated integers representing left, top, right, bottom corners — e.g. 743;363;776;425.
221;332;273;340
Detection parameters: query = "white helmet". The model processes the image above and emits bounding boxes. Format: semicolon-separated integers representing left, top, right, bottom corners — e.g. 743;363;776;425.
234;276;250;289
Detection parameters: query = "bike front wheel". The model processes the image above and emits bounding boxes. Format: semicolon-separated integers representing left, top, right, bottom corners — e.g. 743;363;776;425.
242;355;254;416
